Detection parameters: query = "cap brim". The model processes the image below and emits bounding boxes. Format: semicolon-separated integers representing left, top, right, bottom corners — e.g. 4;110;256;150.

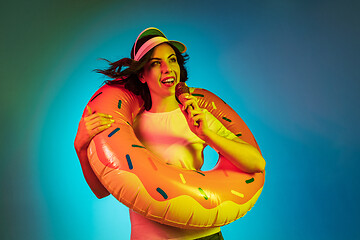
138;27;166;39
169;40;187;54
134;36;187;61
133;27;187;61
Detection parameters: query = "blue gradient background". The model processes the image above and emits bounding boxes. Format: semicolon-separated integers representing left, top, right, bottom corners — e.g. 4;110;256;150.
1;0;359;239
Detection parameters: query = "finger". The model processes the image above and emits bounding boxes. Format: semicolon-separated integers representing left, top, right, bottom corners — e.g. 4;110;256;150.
186;95;200;107
183;99;200;111
88;121;105;130
179;105;197;126
184;94;196;100
87;117;114;128
96;112;113;118
93;124;112;134
182;100;196;111
87;117;115;126
85;116;102;125
191;113;205;126
180;104;196;119
84;113;99;122
192;114;204;122
86;105;92;116
179;104;189;117
188;108;202;115
187;108;202;118
84;112;113;122
89;120;112;132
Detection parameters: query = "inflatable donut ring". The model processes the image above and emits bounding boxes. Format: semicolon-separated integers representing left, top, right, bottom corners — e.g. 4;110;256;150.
81;84;265;229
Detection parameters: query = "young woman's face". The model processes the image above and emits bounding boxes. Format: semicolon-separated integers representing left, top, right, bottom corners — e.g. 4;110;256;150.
141;43;181;98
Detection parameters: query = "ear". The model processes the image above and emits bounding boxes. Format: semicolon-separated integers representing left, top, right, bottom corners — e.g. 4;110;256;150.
138;72;146;83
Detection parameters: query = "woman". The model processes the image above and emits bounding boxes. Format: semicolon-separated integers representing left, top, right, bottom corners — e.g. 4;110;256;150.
75;27;265;240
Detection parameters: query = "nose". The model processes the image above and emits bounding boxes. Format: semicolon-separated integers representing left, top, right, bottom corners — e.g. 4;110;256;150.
161;61;171;74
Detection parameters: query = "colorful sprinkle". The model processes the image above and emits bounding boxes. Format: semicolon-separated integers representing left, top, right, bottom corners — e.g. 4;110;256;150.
231;190;244;198
118;100;122;109
179;174;186;184
147;157;157;171
222;117;232;122
198;188;208;200
114;110;125;117
156;187;168;199
90;92;103;102
211;101;217;109
108;128;120;137
132;144;145;148
192;93;204;97
245;177;254;184
236;133;242;137
194;170;205;176
179;160;186;169
126;154;133;170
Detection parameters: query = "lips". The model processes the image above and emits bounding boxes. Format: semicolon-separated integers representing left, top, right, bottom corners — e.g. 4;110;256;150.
161;77;175;87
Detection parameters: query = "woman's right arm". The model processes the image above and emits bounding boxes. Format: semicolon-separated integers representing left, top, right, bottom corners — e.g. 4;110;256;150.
180;96;265;173
74;106;114;198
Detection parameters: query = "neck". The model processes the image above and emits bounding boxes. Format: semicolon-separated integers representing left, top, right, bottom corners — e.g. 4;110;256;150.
148;94;179;113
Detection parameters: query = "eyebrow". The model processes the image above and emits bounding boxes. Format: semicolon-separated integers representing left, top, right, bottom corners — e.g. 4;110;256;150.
150;54;176;61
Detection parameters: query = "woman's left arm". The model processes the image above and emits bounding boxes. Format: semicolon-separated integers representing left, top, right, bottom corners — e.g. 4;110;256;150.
201;129;265;173
180;98;265;173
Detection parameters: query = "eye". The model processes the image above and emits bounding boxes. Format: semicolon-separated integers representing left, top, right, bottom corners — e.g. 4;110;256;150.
169;57;177;63
150;61;161;67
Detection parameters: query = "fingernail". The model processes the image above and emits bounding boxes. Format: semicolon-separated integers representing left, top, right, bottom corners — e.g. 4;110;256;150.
111;119;115;122
107;124;111;127
109;115;113;118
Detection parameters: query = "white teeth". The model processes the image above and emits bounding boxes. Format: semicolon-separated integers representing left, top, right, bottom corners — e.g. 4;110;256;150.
162;78;174;83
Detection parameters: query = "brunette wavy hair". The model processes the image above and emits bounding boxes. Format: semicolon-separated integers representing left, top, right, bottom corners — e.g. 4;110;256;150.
95;43;189;111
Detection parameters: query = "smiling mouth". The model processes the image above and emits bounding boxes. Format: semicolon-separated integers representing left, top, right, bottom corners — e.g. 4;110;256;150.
161;77;175;87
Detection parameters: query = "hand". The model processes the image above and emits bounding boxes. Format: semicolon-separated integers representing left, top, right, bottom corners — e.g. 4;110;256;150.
74;106;114;152
179;100;210;141
179;94;202;126
179;94;200;113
